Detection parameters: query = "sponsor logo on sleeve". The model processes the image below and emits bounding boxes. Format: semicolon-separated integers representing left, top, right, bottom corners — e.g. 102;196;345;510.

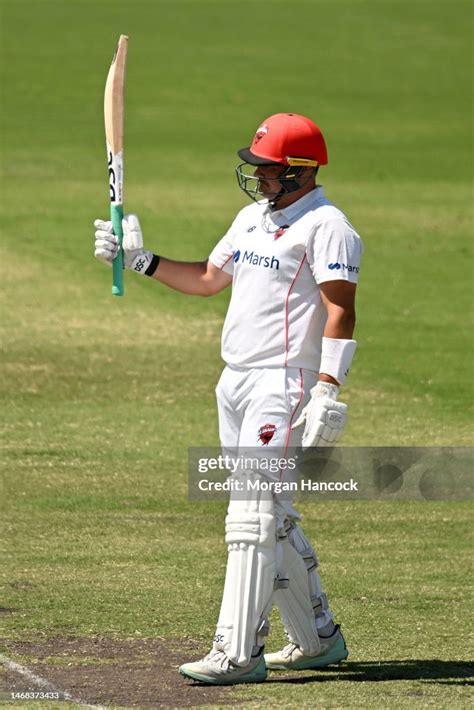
328;262;359;273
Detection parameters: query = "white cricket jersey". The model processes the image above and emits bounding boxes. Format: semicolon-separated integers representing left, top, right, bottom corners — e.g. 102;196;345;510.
209;186;363;371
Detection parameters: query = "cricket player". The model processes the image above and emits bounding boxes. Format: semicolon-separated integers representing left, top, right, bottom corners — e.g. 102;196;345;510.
94;113;363;685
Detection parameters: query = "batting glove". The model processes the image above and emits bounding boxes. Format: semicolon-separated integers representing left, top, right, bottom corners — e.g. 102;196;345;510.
94;214;156;275
292;381;348;449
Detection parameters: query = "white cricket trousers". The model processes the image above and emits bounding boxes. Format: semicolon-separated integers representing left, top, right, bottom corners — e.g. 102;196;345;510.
215;365;318;528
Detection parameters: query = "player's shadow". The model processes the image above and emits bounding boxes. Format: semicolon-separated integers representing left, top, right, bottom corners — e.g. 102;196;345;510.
267;659;474;686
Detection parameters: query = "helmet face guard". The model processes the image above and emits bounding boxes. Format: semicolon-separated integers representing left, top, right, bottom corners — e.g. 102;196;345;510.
235;162;317;206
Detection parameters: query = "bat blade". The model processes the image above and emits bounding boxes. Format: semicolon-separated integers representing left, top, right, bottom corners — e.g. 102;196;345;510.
104;34;128;296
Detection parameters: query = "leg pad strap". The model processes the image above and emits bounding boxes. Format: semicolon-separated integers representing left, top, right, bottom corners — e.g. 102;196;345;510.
225;513;275;547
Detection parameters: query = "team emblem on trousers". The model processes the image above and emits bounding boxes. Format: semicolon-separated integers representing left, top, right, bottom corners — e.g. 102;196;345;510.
258;423;277;445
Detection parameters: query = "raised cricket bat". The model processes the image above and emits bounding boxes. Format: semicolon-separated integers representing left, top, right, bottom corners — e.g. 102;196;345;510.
104;35;128;296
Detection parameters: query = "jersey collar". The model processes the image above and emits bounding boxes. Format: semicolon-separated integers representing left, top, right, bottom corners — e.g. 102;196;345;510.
270;185;325;222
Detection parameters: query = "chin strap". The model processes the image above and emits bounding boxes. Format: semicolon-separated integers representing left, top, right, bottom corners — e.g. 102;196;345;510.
268;166;304;207
269;167;317;208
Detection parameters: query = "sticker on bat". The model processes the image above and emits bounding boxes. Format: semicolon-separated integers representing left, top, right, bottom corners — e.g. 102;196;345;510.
107;146;123;205
108;150;116;202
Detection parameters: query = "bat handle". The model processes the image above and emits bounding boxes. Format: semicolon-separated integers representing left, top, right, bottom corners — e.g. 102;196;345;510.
111;204;124;296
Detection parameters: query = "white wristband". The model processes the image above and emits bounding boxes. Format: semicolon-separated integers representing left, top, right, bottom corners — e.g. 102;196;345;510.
319;337;357;385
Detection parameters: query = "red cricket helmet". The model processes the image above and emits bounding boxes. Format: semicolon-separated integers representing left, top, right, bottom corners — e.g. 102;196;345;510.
238;112;328;167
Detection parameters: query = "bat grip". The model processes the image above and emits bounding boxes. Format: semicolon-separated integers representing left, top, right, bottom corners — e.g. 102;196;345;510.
111;205;124;296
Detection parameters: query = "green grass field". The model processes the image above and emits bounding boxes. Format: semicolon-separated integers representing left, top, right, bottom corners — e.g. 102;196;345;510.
1;0;473;708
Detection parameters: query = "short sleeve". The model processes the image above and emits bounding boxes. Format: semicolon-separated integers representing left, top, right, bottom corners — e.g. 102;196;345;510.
208;215;242;275
306;218;363;284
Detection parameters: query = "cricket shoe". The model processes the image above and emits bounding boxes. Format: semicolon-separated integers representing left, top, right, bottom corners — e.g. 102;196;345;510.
179;648;267;685
264;625;348;671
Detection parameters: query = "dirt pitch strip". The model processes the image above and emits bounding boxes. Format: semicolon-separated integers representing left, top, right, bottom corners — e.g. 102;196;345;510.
0;637;245;708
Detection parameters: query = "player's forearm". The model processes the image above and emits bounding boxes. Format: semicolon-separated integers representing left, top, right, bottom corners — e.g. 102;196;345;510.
323;307;356;339
150;257;213;296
